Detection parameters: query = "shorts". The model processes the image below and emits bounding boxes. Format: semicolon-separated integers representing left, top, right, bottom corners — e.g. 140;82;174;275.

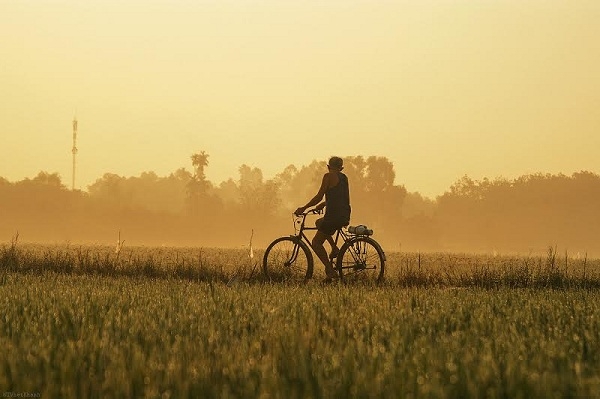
316;217;349;236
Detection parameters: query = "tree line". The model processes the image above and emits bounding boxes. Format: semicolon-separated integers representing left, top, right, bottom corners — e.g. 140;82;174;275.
1;153;598;256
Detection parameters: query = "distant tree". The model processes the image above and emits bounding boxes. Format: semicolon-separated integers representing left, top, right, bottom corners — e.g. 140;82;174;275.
186;151;212;216
171;167;193;182
273;164;299;211
0;177;11;207
238;164;280;216
216;178;241;208
0;176;10;187
365;156;396;193
88;173;129;208
163;168;193;213
402;192;436;219
88;171;189;213
275;161;323;212
18;171;66;189
434;171;600;253
191;152;210;185
348;156;406;242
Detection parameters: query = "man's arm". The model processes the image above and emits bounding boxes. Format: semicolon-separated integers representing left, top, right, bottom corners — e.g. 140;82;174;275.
295;174;330;215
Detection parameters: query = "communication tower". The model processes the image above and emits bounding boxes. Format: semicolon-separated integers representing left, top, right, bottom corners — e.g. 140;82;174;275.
72;117;78;190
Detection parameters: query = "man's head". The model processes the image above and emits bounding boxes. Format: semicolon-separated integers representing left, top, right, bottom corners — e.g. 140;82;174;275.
328;156;344;171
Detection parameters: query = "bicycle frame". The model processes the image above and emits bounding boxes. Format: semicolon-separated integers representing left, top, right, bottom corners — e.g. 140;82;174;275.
291;210;350;255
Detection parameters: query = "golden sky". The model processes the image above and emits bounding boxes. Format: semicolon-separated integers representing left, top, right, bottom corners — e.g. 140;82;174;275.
1;0;599;198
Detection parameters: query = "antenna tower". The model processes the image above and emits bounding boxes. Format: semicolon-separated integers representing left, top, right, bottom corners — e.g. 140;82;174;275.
72;117;78;190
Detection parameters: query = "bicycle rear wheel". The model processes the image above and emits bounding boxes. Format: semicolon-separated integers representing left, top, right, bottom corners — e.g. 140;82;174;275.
263;236;314;282
337;236;385;284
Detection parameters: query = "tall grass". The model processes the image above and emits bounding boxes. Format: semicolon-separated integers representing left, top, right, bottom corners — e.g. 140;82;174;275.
3;240;600;397
2;241;599;289
1;272;600;398
0;242;260;284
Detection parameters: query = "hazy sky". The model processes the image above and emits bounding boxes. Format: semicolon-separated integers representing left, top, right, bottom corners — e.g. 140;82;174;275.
1;0;599;198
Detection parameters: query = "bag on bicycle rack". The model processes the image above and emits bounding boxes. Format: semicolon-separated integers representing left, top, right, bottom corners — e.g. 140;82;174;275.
347;225;373;235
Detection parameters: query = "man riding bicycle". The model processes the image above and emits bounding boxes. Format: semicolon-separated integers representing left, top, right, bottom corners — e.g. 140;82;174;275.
295;156;351;281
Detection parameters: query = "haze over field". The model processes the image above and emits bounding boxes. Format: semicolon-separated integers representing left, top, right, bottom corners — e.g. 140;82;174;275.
1;1;599;198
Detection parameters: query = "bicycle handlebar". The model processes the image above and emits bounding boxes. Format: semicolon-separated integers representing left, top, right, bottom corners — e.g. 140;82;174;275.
294;208;323;217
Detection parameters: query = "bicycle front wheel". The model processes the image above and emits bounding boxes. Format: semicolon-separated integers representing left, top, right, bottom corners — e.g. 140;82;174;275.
337;236;385;284
263;237;314;282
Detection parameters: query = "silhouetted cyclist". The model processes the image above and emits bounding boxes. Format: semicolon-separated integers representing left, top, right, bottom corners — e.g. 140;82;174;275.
295;156;351;281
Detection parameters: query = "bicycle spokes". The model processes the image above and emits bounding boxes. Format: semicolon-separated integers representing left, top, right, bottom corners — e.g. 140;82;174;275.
337;237;385;283
263;237;313;281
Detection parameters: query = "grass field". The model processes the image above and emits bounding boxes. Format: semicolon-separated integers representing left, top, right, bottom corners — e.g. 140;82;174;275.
2;242;600;398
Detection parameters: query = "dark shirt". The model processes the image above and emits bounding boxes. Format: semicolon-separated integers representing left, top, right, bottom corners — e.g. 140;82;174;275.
325;172;351;223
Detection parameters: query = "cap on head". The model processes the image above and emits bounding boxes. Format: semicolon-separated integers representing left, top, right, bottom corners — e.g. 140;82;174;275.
328;156;344;170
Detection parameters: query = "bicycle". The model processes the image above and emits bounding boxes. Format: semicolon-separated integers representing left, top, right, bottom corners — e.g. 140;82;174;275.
263;208;386;284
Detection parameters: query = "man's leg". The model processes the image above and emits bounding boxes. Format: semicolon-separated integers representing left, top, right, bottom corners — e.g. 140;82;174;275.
316;218;339;259
312;231;338;278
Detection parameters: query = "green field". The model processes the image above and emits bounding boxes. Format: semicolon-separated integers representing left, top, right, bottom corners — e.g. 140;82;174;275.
2;244;600;398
